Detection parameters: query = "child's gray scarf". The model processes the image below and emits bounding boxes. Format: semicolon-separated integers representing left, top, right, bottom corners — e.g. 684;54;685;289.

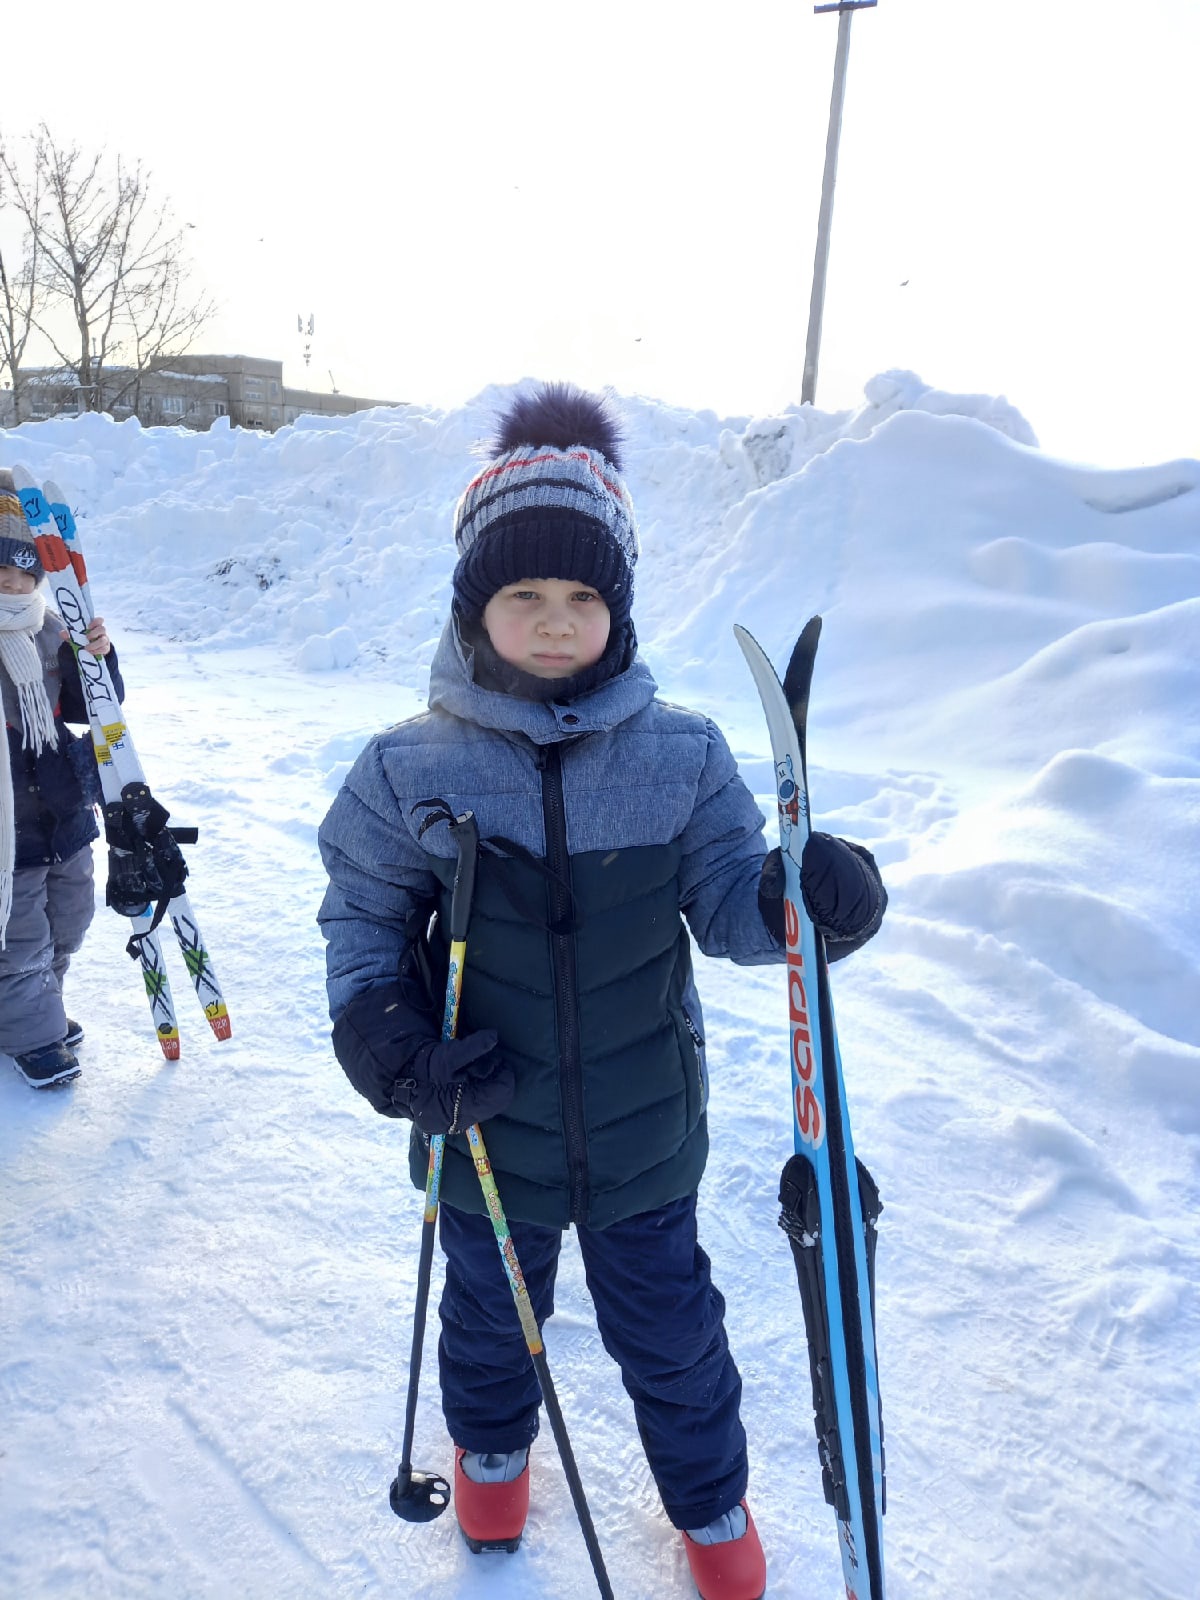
0;591;59;944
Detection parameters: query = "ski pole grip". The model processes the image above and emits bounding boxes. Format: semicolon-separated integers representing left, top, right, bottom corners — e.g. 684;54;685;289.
447;811;479;943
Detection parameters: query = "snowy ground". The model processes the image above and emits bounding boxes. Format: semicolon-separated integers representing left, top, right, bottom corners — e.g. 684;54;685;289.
2;374;1198;1599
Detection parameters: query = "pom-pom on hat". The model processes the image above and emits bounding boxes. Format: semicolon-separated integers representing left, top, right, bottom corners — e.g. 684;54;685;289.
451;383;639;624
0;470;44;581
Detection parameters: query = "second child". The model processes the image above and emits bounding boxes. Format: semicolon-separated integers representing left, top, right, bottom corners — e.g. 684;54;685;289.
0;471;122;1088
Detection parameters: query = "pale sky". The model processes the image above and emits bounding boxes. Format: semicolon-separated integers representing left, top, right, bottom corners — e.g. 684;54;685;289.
3;0;1197;467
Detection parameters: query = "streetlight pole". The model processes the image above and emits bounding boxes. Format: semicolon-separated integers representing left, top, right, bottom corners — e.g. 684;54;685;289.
802;0;877;406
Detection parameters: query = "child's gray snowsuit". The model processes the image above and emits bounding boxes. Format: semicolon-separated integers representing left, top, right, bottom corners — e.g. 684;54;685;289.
0;616;122;1055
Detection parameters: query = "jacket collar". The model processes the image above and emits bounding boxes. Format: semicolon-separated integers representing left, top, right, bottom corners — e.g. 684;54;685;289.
427;615;658;744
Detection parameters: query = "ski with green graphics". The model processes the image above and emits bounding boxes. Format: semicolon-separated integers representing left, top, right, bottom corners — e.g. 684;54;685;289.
11;467;231;1057
736;617;886;1600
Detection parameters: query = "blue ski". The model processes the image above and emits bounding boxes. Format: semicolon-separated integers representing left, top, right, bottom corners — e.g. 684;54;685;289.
736;617;886;1600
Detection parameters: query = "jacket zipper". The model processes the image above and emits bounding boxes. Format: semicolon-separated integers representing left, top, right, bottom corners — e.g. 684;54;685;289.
537;743;589;1222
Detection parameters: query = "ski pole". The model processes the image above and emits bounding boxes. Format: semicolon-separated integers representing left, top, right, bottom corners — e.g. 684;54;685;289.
462;1117;614;1600
389;804;478;1523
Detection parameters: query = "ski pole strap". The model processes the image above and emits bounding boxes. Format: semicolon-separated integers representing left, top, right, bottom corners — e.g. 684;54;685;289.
477;831;581;936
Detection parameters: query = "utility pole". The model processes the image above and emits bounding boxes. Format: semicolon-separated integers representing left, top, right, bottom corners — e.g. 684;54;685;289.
802;0;877;406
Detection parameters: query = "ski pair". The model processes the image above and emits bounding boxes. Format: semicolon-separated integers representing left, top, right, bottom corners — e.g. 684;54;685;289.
9;467;230;1058
737;619;886;1600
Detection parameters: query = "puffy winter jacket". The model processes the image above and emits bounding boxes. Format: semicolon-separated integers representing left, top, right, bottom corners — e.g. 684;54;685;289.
2;615;123;869
318;618;791;1229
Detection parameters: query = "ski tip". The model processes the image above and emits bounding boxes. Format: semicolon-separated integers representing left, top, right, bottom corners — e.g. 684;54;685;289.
734;617;822;665
159;1036;182;1061
733;623;771;669
43;480;77;532
208;1014;233;1042
782;615;824;711
795;614;823;653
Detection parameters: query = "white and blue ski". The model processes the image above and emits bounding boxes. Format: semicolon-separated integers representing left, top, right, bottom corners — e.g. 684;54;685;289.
736;617;886;1600
11;467;230;1057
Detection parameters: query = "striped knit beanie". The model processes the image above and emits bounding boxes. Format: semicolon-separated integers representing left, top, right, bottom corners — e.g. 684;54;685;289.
0;473;43;581
451;384;639;626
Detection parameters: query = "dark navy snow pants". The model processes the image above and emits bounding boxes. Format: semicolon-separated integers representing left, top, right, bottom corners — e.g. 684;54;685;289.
437;1192;748;1530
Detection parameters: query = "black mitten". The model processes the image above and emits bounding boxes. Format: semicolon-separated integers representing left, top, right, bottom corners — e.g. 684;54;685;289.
759;834;887;959
331;981;515;1132
392;1029;515;1135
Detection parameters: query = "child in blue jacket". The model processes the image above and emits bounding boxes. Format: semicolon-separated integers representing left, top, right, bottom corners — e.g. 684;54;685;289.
317;385;885;1600
1;476;122;1088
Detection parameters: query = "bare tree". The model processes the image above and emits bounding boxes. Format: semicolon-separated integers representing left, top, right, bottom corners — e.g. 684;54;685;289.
0;125;215;414
0;152;44;424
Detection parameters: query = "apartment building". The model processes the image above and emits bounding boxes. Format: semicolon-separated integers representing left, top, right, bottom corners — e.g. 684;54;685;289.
6;353;400;432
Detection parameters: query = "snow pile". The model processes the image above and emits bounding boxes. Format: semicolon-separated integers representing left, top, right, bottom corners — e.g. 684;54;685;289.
1;377;1198;1600
4;372;1048;681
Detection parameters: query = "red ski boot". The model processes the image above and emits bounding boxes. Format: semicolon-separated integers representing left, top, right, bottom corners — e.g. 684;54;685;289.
682;1501;766;1600
453;1448;530;1554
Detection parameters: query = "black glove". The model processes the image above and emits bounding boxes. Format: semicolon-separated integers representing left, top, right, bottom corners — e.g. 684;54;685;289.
331;980;515;1133
758;833;887;959
390;1028;515;1135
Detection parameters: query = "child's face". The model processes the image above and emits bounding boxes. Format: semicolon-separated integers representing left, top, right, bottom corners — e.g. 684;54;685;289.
0;564;38;596
482;578;611;680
